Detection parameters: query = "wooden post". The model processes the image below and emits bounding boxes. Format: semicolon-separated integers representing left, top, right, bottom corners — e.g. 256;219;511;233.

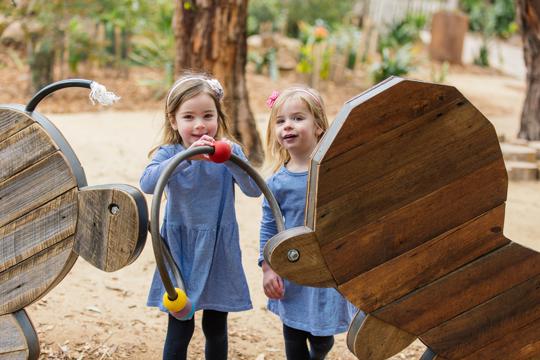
429;10;468;64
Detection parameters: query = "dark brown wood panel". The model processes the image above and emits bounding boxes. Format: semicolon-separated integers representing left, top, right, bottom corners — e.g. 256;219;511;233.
0;152;77;228
264;227;335;287
338;205;509;312
461;319;540;360
317;80;463;162
374;243;540;335
0;108;33;144
0;123;58;183
421;273;540;359
0;236;75;314
347;313;416;360
0;189;77;273
322;160;507;284
316;97;481;207
314;113;503;246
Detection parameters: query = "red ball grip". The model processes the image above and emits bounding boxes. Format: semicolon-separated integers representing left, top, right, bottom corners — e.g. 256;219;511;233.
208;141;232;163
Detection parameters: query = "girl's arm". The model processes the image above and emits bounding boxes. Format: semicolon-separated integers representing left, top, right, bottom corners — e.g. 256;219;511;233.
259;193;284;299
259;196;278;266
224;143;262;197
139;146;191;194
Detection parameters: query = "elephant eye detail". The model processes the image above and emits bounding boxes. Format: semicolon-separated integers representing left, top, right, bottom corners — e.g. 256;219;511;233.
287;249;300;262
109;204;120;215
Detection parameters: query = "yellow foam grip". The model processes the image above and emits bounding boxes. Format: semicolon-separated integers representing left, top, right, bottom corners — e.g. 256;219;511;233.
163;288;188;312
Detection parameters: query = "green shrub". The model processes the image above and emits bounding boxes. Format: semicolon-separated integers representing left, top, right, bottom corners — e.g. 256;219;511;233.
248;0;282;36
371;45;414;83
378;13;427;53
248;0;355;37
460;0;517;38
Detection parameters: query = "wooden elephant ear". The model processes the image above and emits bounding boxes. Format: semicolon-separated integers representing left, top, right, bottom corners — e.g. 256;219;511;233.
0;310;39;360
74;184;147;272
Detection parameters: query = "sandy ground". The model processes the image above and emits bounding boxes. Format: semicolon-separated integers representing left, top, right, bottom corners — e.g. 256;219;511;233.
10;66;539;360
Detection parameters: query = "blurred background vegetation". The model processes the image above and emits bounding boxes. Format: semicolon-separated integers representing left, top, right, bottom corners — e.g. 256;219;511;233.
0;0;518;96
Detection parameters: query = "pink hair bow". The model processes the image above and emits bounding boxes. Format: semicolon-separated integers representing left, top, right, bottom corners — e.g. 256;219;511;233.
266;90;280;108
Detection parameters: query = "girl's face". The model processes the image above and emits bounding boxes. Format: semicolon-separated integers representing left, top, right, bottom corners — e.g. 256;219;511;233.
172;92;219;148
274;97;323;158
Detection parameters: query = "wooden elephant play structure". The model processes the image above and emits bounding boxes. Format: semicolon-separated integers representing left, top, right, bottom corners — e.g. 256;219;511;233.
264;77;540;359
0;80;148;359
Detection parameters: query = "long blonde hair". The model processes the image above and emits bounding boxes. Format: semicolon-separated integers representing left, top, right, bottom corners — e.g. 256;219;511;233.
264;86;329;174
148;72;235;157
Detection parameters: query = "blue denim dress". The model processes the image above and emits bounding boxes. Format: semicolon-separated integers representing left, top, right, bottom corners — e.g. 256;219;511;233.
259;166;356;336
141;143;261;313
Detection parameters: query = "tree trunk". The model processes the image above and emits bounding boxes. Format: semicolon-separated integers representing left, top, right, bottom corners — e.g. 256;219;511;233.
517;0;540;140
28;37;55;93
173;0;263;165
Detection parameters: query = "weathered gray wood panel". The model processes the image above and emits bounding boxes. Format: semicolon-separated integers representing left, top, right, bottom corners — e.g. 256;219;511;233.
0;152;77;228
0;123;58;183
0;309;38;360
0;237;76;314
0;109;33;144
0;189;77;272
75;185;145;272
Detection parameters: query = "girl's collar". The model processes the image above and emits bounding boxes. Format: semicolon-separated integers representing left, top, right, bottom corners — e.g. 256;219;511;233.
281;164;308;176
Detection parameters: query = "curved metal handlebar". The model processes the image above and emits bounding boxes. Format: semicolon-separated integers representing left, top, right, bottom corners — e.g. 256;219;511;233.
26;79;93;112
150;146;285;300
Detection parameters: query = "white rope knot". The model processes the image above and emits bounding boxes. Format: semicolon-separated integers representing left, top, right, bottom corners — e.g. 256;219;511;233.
89;81;121;106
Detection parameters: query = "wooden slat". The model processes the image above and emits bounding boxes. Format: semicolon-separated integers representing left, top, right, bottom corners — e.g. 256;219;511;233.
314;104;503;247
107;186;143;268
323;160;508;284
318;80;463;162
0;236;75;314
0;313;27;354
421;273;540;359
0;123;58;183
263;226;335;287
0;352;28;360
0;310;39;360
374;243;540;335
316;96;480;208
0;189;77;272
347;313;416;360
74;185;146;272
338;205;509;312
0;108;33;143
0;152;77;228
461;319;540;360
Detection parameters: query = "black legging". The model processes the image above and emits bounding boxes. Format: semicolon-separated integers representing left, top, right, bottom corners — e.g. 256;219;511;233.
163;310;228;360
283;324;335;360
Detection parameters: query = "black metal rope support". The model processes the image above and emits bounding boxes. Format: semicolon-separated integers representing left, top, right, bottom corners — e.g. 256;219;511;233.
25;79;93;112
150;146;284;301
